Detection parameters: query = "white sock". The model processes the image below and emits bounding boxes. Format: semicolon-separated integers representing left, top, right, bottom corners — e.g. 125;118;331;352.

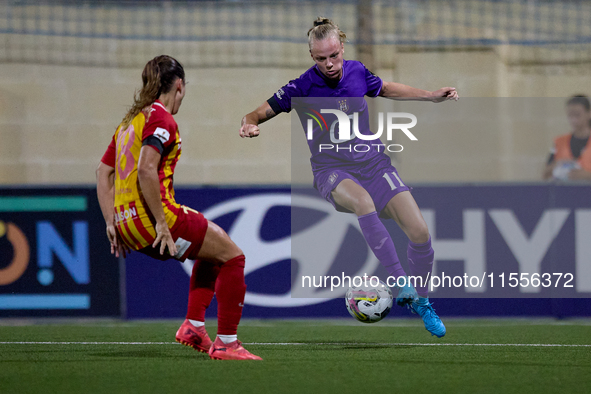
188;319;205;327
217;334;238;344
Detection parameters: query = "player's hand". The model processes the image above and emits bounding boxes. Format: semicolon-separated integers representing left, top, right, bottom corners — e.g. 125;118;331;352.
431;87;459;102
106;224;131;258
153;221;177;257
240;123;260;138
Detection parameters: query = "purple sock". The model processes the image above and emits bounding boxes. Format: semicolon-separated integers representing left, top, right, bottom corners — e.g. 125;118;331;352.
407;237;434;297
358;212;406;279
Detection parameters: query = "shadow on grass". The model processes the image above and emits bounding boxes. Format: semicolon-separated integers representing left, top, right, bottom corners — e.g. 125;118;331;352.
89;349;206;359
0;348;209;362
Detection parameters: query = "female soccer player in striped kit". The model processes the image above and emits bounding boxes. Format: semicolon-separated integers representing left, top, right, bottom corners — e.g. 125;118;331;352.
239;18;458;338
97;55;261;360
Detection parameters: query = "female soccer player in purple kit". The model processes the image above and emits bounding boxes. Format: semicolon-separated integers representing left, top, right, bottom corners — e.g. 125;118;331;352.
239;18;458;337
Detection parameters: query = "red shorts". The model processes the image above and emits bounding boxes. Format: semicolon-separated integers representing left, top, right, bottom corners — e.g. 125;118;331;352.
138;205;209;262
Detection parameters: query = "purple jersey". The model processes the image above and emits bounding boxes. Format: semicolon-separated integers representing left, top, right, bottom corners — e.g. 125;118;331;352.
267;60;385;171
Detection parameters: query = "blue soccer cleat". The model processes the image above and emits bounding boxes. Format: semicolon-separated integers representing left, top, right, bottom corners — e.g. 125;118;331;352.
410;298;446;338
394;276;418;307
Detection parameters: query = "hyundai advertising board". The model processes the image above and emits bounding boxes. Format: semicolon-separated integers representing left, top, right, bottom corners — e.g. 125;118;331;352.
125;185;591;319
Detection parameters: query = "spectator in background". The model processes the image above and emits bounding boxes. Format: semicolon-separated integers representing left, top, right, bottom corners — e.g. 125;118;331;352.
544;95;591;181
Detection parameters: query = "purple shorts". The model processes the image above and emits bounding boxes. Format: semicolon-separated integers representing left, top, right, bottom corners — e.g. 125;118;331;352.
313;155;410;218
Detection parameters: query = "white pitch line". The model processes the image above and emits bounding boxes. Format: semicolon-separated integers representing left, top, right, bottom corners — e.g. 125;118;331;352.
0;341;590;347
0;342;176;345
246;342;591;347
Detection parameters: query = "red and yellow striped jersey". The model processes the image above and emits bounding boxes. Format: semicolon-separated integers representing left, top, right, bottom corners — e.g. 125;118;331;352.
101;100;182;250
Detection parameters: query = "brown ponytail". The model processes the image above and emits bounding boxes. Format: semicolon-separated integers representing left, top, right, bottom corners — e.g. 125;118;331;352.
122;55;185;126
307;17;347;50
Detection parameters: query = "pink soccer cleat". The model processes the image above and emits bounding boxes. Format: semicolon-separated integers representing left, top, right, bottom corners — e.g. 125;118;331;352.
175;319;213;353
208;337;262;360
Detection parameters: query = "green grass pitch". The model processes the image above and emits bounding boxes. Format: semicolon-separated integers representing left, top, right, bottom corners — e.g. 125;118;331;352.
1;318;590;394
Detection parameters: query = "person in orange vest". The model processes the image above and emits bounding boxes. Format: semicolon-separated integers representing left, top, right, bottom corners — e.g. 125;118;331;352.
544;95;591;181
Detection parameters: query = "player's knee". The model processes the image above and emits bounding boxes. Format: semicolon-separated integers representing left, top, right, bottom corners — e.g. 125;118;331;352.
353;194;375;216
221;253;246;268
409;222;430;244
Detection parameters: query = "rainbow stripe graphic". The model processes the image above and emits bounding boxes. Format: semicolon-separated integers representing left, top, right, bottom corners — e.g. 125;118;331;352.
304;108;328;131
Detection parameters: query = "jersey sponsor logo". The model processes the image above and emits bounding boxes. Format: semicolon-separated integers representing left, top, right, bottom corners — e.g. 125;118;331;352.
115;207;138;223
154;127;170;144
182;193;379;307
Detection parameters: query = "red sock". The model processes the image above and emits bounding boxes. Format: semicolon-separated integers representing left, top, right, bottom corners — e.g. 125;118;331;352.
186;259;220;322
215;255;246;336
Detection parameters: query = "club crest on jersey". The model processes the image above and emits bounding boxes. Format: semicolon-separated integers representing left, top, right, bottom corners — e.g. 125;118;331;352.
337;99;349;113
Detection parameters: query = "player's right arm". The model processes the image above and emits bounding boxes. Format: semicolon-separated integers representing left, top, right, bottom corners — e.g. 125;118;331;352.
137;145;178;256
97;136;131;258
239;101;277;138
96;162;124;257
240;77;302;138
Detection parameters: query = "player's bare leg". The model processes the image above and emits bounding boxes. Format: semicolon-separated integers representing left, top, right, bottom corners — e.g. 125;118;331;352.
384;192;445;337
383;191;429;244
195;221;262;360
331;180;417;306
331;179;376;216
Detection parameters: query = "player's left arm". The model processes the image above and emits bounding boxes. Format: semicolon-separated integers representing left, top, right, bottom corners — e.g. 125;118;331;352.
96;161;130;258
379;82;459;102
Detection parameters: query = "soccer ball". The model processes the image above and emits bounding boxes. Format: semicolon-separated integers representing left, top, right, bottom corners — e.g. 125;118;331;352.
345;278;393;323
